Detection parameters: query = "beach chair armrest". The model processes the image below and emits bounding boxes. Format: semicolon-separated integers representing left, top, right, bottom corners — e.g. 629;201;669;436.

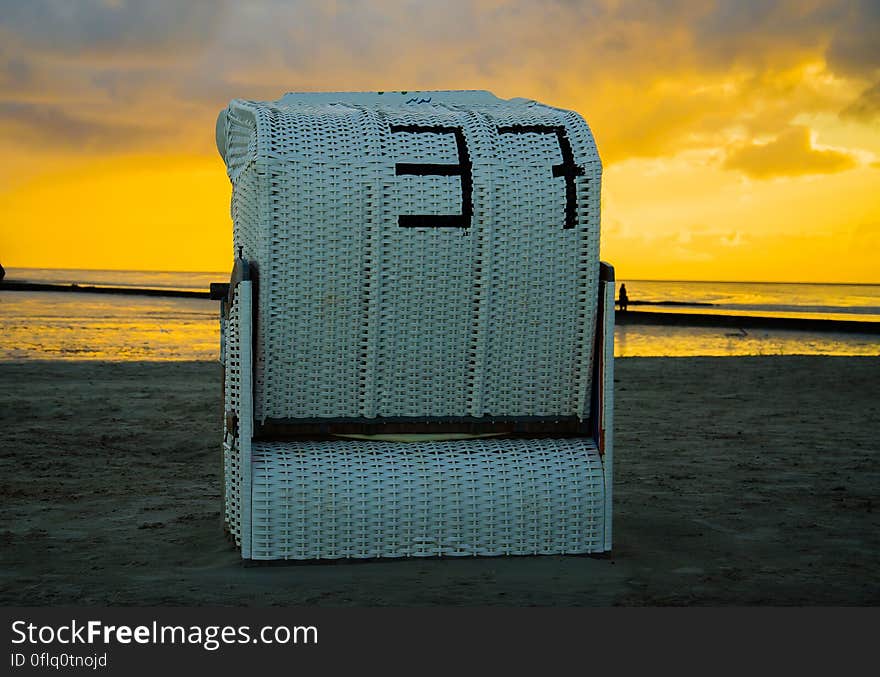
594;261;615;550
221;257;255;558
590;262;615;452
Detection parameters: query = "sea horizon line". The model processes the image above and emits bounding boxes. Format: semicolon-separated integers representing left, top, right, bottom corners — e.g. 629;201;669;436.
4;265;879;287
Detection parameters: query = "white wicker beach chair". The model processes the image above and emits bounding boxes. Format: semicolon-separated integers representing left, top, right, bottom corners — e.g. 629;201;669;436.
215;90;614;560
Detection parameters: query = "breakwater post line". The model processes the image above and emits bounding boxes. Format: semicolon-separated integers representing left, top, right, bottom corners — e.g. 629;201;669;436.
2;280;878;335
616;309;880;334
0;280;212;299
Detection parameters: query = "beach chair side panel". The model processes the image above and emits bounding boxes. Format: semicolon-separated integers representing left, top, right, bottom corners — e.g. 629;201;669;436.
222;274;253;559
599;263;615;551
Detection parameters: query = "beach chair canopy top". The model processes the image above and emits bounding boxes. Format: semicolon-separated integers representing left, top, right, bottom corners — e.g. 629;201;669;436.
216;90;603;429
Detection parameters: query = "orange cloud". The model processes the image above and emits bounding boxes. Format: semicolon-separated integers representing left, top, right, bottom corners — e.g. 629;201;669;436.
723;125;857;178
2;1;878;163
841;79;880;121
1;1;879;281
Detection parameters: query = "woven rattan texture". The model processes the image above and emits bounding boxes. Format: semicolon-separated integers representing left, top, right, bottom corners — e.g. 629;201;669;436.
222;292;244;546
249;437;605;560
221;92;602;424
601;280;615;550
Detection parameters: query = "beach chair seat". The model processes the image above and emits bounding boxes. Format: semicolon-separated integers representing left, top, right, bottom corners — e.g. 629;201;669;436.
236;438;605;560
216;90;614;560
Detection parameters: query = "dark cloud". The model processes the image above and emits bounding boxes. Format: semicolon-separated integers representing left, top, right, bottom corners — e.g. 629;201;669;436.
0;57;31;88
841;80;880;122
825;0;880;77
0;100;151;150
723;125;857;178
0;0;226;54
694;0;839;65
0;41;32;88
1;1;879;161
89;68;165;103
6;1;876;77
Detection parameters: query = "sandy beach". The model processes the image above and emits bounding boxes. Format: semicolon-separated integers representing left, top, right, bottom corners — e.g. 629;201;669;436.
1;356;877;606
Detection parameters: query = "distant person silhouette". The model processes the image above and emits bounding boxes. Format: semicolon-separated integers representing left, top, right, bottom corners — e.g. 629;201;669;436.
618;283;628;312
0;262;5;282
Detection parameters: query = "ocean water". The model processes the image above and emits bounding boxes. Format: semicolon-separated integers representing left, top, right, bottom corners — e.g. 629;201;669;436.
1;268;221;361
4;268;221;293
614;279;880;357
617;279;880;322
1;268;878;360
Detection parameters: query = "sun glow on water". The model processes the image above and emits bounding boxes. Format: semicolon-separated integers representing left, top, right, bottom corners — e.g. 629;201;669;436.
1;271;876;361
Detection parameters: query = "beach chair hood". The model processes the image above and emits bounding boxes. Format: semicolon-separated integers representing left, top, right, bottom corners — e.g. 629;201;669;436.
216;90;603;428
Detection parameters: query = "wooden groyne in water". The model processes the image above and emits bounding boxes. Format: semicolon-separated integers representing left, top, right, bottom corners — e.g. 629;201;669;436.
3;280;877;334
616;309;880;334
0;280;212;299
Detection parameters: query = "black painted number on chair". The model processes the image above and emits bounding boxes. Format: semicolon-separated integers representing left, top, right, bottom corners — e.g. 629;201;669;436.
497;125;585;229
390;125;473;229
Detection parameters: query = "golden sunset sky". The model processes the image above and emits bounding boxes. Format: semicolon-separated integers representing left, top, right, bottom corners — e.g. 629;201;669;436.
0;0;878;282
